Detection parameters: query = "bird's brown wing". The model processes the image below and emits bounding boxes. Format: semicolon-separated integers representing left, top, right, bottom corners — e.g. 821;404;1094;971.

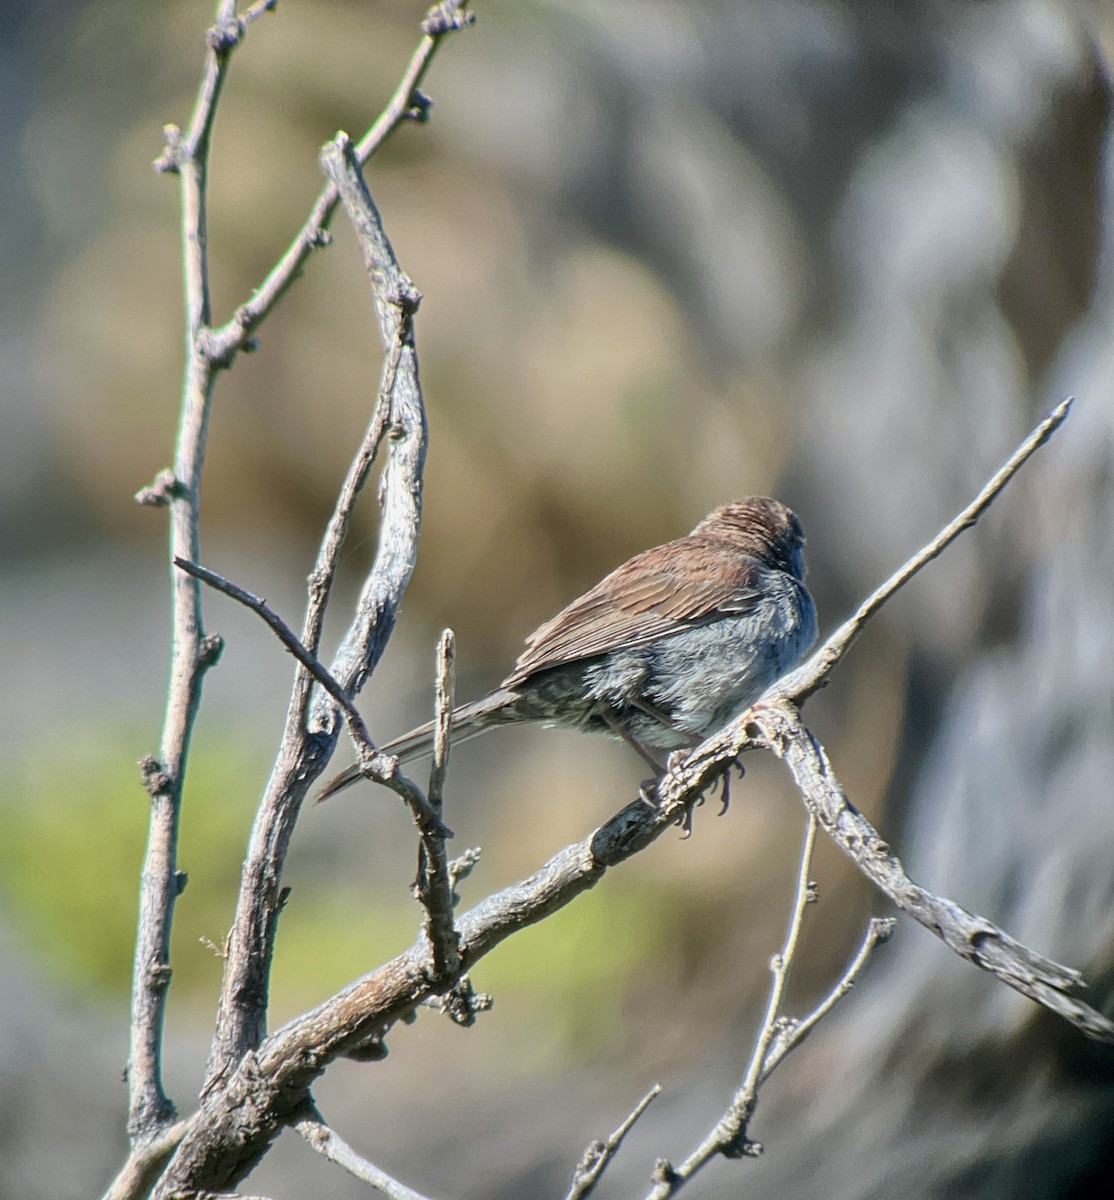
503;537;765;686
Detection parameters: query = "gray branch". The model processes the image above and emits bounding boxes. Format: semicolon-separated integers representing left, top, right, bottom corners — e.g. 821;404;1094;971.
127;0;270;1147
752;704;1114;1042
205;2;473;366
415;630;462;984
771;396;1072;706
296;1103;448;1200
565;1086;662;1200
204;131;430;1090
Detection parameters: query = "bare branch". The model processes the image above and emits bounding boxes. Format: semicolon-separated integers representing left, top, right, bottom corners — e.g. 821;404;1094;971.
152;780;711;1194
101;1116;194;1200
296;1103;447;1200
206;1;473;364
645;816;824;1196
565;1085;662;1200
643;917;892;1200
172;557;368;738
428;629;455;811
171;556;453;857
205;127;431;1091
760;916;896;1078
312;133;426;710
773;397;1073;705
149;675;1112;1198
414;629;461;984
128;0;270;1144
750;702;1114;1042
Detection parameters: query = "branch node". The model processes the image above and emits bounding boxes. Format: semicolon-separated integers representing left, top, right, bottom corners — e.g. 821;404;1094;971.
147;962;173;990
651;1159;679;1186
136;469;186;507
154;124;183;174
447;846;481;905
872;916;898;942
138;755;173;798
422;1;476;36
406;88;433;122
198;632;225;668
722;1137;763;1160
206;18;244;56
434;975;492;1026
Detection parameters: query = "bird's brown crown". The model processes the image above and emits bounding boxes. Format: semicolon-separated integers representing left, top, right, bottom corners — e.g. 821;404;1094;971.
691;497;805;573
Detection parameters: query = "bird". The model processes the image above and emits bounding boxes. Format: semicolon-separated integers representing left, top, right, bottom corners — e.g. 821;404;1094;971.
317;496;817;801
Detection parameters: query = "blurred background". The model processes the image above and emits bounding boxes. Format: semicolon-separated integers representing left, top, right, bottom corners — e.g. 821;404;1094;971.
2;0;1113;1196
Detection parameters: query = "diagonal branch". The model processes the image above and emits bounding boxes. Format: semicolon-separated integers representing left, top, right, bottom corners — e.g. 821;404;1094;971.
172;556;369;735
646;886;893;1197
565;1085;662;1200
296;1102;447;1200
759;916;896;1077
206;1;473;365
773;397;1073;705
749;702;1114;1043
151;393;1106;1197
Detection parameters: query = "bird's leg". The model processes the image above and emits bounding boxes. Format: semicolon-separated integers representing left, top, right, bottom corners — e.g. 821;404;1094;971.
635;700;743;817
630;697;700;745
601;711;664;773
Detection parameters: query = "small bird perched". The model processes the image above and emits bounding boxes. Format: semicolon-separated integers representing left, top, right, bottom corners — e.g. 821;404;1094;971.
318;496;817;800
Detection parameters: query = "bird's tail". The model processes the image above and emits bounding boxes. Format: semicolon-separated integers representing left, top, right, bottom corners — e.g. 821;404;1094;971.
315;687;520;802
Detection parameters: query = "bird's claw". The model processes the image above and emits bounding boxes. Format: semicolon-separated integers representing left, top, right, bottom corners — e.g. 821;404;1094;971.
715;757;746;815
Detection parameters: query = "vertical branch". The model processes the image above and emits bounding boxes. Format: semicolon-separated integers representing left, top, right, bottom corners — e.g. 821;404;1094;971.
128;0;253;1143
204;132;429;1090
416;630;460;983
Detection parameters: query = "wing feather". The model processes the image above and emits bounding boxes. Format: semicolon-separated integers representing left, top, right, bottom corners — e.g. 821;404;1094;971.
503;537;765;686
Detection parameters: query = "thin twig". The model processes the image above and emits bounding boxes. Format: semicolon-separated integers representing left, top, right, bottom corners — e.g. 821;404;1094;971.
170;554;449;832
127;0;255;1144
172;557;369;738
646;816;822;1197
296;1103;447;1200
773;397;1073;705
760;917;896;1078
205;128;431;1090
428;629;455;812
101;1116;195;1200
565;1085;662;1200
298;328;402;687
206;1;473;365
242;0;276;27
415;630;461;983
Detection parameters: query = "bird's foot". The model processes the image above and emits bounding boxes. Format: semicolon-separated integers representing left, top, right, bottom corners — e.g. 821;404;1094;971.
655;750;707;838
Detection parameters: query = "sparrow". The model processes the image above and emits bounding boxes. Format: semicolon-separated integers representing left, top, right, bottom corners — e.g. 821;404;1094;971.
317;496;817;800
